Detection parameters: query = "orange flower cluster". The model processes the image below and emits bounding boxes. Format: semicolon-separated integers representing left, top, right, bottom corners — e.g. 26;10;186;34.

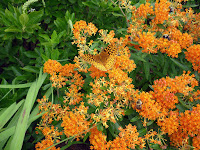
168;105;200;148
150;71;198;110
136;3;154;18
72;20;98;46
61;103;91;140
132;92;163;120
35;126;62;150
179;104;200;137
185;44;200;73
90;124;145;150
134;31;158;54
44;59;85;104
88;65;107;79
126;0;198;61
43;59;63;75
35;138;60;150
109;68;132;85
157;38;181;58
115;55;136;72
177;7;200;41
192;135;200;150
89;127;108;150
37;96;64;125
37;2;200;147
43;60;66;88
170;29;193;49
98;30;118;44
153;0;171;24
157;111;179;135
144;130;167;147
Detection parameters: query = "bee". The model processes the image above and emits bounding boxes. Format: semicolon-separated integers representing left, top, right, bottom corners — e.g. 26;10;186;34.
136;99;142;109
163;34;170;40
169;6;174;13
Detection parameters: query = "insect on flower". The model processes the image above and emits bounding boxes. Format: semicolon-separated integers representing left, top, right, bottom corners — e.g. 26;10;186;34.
163;34;170;40
136;99;142;109
82;44;117;71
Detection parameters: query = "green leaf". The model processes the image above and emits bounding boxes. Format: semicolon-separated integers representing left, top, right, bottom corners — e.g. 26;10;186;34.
130;116;140;122
143;62;150;80
150;144;161;149
19;13;29;26
112;12;123;17
97;123;104;131
41;54;49;61
24;51;38;58
51;49;60;60
67;19;73;34
39;34;50;41
21;66;40;74
0;126;16;142
5;9;16;24
58;30;67;40
0;100;24;130
0;83;32;89
163;59;169;75
6;70;47;150
4;26;22;32
138;128;147;136
54;18;66;31
170;58;189;71
28;10;43;25
182;4;198;8
147;120;154;126
131;53;146;62
125;109;135;115
51;30;58;43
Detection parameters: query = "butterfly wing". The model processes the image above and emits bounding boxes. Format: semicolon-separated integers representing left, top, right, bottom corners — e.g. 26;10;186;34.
100;44;117;70
82;44;117;71
82;54;107;71
104;55;116;70
102;44;117;56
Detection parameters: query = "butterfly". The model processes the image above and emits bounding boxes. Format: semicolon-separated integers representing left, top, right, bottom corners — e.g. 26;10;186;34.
82;44;117;71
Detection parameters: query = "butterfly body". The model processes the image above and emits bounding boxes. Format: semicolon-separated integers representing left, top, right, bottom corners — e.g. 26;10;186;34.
82;44;117;71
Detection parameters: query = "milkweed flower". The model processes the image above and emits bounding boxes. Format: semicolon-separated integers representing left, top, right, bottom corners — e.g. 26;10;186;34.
185;44;200;73
61;103;91;140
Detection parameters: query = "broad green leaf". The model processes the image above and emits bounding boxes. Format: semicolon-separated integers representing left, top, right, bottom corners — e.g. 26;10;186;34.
138;128;147;136
7;70;46;150
54;18;66;31
21;66;40;74
147;120;154;126
28;10;43;25
24;51;38;58
0;126;16;142
41;54;49;61
170;58;189;71
0;83;32;88
143;62;150;80
51;49;60;60
19;13;29;26
51;30;58;42
97;123;104;131
58;30;67;40
130;116;140;122
182;4;198;8
4;26;22;32
39;34;50;41
5;9;16;24
0;100;24;130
